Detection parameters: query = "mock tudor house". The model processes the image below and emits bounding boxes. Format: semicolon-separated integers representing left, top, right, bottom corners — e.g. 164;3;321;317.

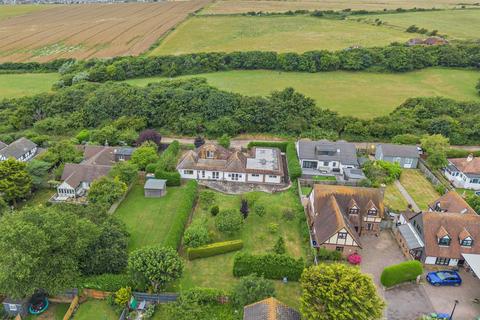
177;143;284;184
396;191;480;267
375;143;420;168
0;137;38;162
444;154;480;190
296;140;359;177
306;185;384;256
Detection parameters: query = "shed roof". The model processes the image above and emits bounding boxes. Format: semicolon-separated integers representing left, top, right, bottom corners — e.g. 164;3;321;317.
377;143;419;158
398;223;424;250
144;179;166;190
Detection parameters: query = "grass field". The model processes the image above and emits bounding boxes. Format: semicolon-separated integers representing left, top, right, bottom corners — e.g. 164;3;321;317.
384;183;408;212
175;189;307;309
151;15;412;55
0;73;58;99
74;300;117;320
400;169;440;210
203;0;473;14
126;68;480;118
359;9;480;40
115;182;190;251
0;5;54;22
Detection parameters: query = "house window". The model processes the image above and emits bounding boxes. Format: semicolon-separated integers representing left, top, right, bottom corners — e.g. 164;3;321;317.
302;161;317;169
184;170;194;175
201;171;205;178
269;175;277;179
349;208;359;214
332;162;337;167
438;236;451;246
366;223;373;231
335;246;344;252
251;174;260;177
323;161;329;166
206;151;214;158
231;173;239;181
461;238;473;247
471;178;480;184
405;158;413;164
338;232;347;240
367;208;377;216
435;257;450;265
212;172;219;179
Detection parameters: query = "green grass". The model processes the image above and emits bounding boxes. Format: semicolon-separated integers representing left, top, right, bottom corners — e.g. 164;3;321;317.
301;187;312;195
115;182;191;251
125;68;480;118
74;300;117;320
384;183;409;212
0;73;58;99
359;9;480;40
150;15;412;55
174;189;307;309
400;169;440;210
19;188;54;209
0;5;54;22
24;302;69;320
456;188;476;197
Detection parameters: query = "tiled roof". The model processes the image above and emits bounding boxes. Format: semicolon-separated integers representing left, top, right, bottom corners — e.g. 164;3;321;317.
61;163;112;189
377;143;419;158
0;141;7;150
449;157;480;175
0;137;36;159
243;297;301;320
428;191;477;215
297;139;358;165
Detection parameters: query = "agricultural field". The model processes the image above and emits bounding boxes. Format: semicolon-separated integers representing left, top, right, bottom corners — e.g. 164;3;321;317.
125;68;480;118
357;8;480;40
150;15;412;54
0;0;210;62
0;4;54;22
202;0;474;14
0;73;58;98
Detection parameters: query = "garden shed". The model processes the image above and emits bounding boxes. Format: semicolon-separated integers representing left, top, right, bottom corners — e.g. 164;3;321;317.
144;179;167;198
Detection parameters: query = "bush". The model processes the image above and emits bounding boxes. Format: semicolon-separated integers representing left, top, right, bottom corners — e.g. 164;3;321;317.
155;170;181;186
199;191;216;209
187;240;244;260
247;141;289;152
268;223;279;234
183;223;210;248
254;204;266;217
380;260;423;288
215;209;243;234
233;252;305;281
282;209;295;221
163;180;198;250
272;237;286;255
145;163;157;174
114;287;132;306
180;287;225;304
79;273;134;291
231;275;275;308
210;205;219;216
156;140;180;172
316;248;342;261
286;142;301;181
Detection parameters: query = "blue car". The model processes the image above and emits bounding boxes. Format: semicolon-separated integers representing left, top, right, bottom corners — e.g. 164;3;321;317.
426;270;462;286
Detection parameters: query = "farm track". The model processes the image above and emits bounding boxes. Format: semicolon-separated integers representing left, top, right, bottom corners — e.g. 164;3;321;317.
0;1;210;62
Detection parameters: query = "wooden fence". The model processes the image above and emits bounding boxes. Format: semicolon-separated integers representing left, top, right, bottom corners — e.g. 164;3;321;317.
62;295;79;320
418;159;453;191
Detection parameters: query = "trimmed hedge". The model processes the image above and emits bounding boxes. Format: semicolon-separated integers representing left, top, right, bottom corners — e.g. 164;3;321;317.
187;240;244;260
79;273;134;291
0;59;74;72
286;142;301;181
380;260;423;288
247;141;289;152
155;170;181;186
163;180;198;250
446;148;480;159
233;252;304;281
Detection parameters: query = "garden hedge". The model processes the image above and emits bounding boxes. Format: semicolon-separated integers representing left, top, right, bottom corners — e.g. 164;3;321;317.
187;240;244;260
247;141;289;152
446;148;480;159
155;170;181;186
163;180;198;250
380;260;423;288
79;273;134;291
286;142;301;181
233;252;305;281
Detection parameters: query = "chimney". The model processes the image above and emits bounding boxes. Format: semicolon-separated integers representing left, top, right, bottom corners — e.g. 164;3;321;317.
467;154;474;162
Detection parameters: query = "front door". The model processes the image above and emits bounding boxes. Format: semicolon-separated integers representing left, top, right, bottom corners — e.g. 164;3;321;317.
458;259;465;267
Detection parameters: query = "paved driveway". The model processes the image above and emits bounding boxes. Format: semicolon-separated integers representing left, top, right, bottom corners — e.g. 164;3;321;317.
361;231;434;319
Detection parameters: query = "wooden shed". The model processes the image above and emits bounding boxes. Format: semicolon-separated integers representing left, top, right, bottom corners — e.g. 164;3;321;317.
144;179;167;198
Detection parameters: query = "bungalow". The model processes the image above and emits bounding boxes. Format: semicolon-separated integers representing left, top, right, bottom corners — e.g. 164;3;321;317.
444;154;480;190
375;143;420;168
0;137;37;162
177;143;284;184
296;140;359;177
306;185;384;256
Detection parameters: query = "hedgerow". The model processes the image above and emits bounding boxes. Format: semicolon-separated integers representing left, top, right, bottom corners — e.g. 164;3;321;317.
233;252;304;281
380;260;423;288
247;141;289;152
79;273;134;291
286;142;301;181
187;240;244;260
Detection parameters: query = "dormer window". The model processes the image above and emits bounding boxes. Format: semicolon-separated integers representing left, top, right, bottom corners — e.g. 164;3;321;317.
438;236;451;246
206;151;215;159
461;238;473;247
338;232;347;239
349;207;359;215
367;208;377;216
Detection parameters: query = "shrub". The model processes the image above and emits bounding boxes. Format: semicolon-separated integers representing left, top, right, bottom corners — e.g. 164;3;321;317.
380;260;423;288
254;204;266;217
199;191;215;209
155;170;181;186
145;163;157;174
114;287;132;306
240;199;249;219
163;180;198;250
282;209;295;221
183;223;210;248
79;273;134;291
233;252;305;281
215;209;243;234
316;248;342;261
247;141;289;152
156;140;180;172
268;223;279;234
218;134;231;148
272;237;286;255
286;142;301;181
180;287;225;304
187;240;244;260
347;253;362;265
231;275;275;307
210;205;219;216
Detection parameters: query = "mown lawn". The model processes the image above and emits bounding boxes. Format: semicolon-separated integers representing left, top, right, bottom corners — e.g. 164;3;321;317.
74;300;117;320
126;68;480;118
0;73;58;99
174;189;308;309
359;9;480;40
384;183;409;212
151;15;411;55
400;169;440;210
0;5;54;22
115;182;190;251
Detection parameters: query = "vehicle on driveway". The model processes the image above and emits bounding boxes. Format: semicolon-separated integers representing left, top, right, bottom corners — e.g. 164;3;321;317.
426;270;462;286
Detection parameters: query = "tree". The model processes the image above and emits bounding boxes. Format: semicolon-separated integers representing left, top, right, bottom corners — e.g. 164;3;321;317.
466;194;480;213
0;207;99;298
131;142;159;170
421;134;450;170
194;136;205;148
109;161;138;184
183;222;209;248
272;236;286;255
0;159;32;206
38;140;82;166
0;197;8;216
128;246;184;292
210;205;219;216
87;177;127;206
218;134;230;149
240;199;249;219
300;264;385;320
215;209;243;234
26;160;51;190
136;129;161;146
231;275;275;307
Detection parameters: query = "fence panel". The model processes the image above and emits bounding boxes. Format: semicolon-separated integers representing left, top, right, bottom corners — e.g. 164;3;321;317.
418;159;453;190
132;292;178;304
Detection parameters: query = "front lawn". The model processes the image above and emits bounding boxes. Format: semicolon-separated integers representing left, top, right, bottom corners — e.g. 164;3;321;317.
400;169;440;210
74;299;117;320
115;182;191;251
384;183;408;212
174;189;308;309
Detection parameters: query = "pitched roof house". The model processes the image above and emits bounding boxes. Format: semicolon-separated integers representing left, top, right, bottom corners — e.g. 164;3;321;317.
444;154;480;190
0;137;38;162
306;185;384;256
177;143;284;184
243;297;301;320
428;191;476;215
296;140;359;177
375;143;420;168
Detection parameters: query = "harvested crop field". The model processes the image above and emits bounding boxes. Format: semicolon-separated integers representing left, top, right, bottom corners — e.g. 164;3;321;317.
202;0;475;14
0;5;55;22
0;0;210;62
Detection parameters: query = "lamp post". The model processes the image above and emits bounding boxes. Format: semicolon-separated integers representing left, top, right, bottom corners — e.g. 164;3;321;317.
449;299;459;319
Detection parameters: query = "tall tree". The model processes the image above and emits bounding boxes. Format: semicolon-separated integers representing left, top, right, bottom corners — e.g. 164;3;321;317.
26;160;51;190
131;142;159;170
0;159;32;206
39;140;82;166
87;176;127;207
420;134;450;170
136;129;161;146
109;161;138;185
300;264;385;320
231;274;275;307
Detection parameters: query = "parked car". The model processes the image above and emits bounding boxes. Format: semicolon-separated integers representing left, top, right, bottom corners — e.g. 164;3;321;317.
426;270;462;286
